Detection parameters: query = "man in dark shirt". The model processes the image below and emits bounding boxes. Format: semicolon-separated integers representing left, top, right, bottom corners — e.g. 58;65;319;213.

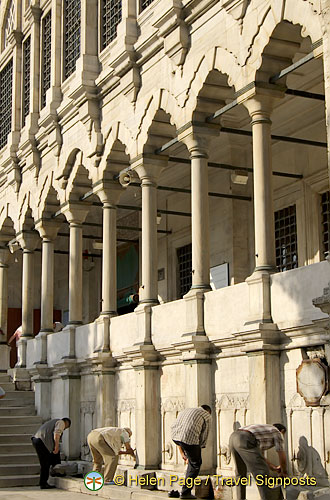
229;423;287;500
31;417;71;489
171;405;212;499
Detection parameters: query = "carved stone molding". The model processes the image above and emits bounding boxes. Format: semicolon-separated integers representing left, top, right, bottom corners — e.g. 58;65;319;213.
161;398;185;413
117;399;136;412
215;393;249;410
219;445;232;465
80;401;96;414
220;0;251;21
286;393;306;409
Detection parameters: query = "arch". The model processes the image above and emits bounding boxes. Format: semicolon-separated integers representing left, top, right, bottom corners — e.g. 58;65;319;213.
65;158;93;202
246;2;322;83
1;0;15;51
37;175;61;220
0;214;15;242
96;122;134;179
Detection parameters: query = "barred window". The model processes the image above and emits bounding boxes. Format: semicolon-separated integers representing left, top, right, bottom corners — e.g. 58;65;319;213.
41;11;52;109
4;1;15;48
64;0;81;80
140;0;155;12
0;60;13;149
275;205;298;272
177;243;192;298
22;36;31;125
102;0;122;49
321;192;330;258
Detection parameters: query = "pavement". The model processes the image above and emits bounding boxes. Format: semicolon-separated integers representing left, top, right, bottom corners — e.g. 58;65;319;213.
0;487;93;500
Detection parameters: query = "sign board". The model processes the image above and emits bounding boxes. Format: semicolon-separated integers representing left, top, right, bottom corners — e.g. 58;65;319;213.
210;263;229;290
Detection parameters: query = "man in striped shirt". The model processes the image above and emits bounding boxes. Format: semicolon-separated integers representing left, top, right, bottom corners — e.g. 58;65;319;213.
229;423;287;500
171;405;212;499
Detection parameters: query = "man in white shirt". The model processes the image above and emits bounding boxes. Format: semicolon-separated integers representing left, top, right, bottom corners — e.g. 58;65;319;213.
87;427;135;484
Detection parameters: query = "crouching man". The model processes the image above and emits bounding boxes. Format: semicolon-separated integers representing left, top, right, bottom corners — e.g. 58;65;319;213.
87;427;135;485
32;417;71;489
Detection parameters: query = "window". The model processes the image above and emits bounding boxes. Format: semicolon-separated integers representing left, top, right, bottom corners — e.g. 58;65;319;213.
41;11;52;109
0;60;13;149
321;191;330;258
140;0;155;12
177;243;192;298
22;36;31;125
4;1;15;48
102;0;122;49
64;0;81;79
275;205;298;272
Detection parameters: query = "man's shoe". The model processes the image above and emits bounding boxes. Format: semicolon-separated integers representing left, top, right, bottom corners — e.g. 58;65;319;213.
40;484;56;489
180;494;196;499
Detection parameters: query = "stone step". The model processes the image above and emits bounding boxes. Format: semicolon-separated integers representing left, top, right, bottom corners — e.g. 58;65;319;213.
0;453;38;464
0;421;42;433
0;406;37;416
0;398;35;407
0;433;35;443
0;390;34;399
0;374;11;383
0;463;40;476
0;382;16;391
0;474;39;488
0;442;35;454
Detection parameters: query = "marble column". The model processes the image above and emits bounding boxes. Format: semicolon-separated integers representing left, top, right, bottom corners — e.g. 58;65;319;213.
93;181;123;352
131;155;167;343
62;203;89;358
243;95;277;324
0;247;10;372
16;231;39;368
34;219;60;364
178;125;218;335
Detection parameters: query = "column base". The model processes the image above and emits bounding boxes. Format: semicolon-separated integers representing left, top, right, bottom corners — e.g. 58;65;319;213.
245;269;274;325
0;343;10;372
183;288;208;336
8;366;31;391
135;303;154;344
29;365;52;420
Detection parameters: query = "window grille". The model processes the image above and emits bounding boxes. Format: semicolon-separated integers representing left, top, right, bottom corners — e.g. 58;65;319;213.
41;11;52;109
321;191;330;258
22;36;31;125
275;204;298;272
140;0;154;12
102;0;122;49
64;0;81;79
4;1;15;48
177;243;192;298
0;60;13;149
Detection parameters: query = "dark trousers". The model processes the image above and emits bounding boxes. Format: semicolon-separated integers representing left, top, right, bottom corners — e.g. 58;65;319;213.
174;440;202;495
229;431;283;500
31;437;61;487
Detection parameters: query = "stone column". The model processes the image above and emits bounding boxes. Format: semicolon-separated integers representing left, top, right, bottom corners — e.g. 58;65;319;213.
0;248;11;372
178;125;218;336
62;203;89;358
243;95;278;324
16;231;39;368
321;1;330;180
34;219;61;364
131;155;168;343
93;181;123;352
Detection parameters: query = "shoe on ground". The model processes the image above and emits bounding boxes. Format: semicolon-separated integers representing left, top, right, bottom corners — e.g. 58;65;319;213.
180;494;196;499
104;481;116;485
40;484;56;489
168;490;180;498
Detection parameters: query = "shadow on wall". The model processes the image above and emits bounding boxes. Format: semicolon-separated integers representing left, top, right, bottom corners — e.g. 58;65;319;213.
293;436;329;487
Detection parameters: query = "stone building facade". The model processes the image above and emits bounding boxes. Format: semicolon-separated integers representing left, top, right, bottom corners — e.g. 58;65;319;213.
0;0;329;484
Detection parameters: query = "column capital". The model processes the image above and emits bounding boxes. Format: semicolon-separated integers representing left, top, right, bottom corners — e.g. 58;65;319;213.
178;123;219;157
93;180;124;206
34;219;61;241
60;202;90;225
131;154;168;183
242;87;285;121
16;230;39;252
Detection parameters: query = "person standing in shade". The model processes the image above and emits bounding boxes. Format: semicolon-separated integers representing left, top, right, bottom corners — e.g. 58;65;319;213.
87;427;135;485
171;405;212;499
229;423;288;500
31;417;71;489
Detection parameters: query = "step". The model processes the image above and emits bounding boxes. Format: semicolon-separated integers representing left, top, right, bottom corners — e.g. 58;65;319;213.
0;474;39;488
0;406;37;416
0;398;35;407
0;463;40;476
0;421;42;433
0;390;34;399
0;442;35;454
0;433;35;443
0;374;10;383
0;382;16;391
0;452;38;464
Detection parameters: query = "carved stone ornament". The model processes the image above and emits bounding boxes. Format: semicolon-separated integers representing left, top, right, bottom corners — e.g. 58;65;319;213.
296;359;329;407
220;0;251;20
219;445;232;465
163;442;174;459
161;398;185;413
215;393;249;410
